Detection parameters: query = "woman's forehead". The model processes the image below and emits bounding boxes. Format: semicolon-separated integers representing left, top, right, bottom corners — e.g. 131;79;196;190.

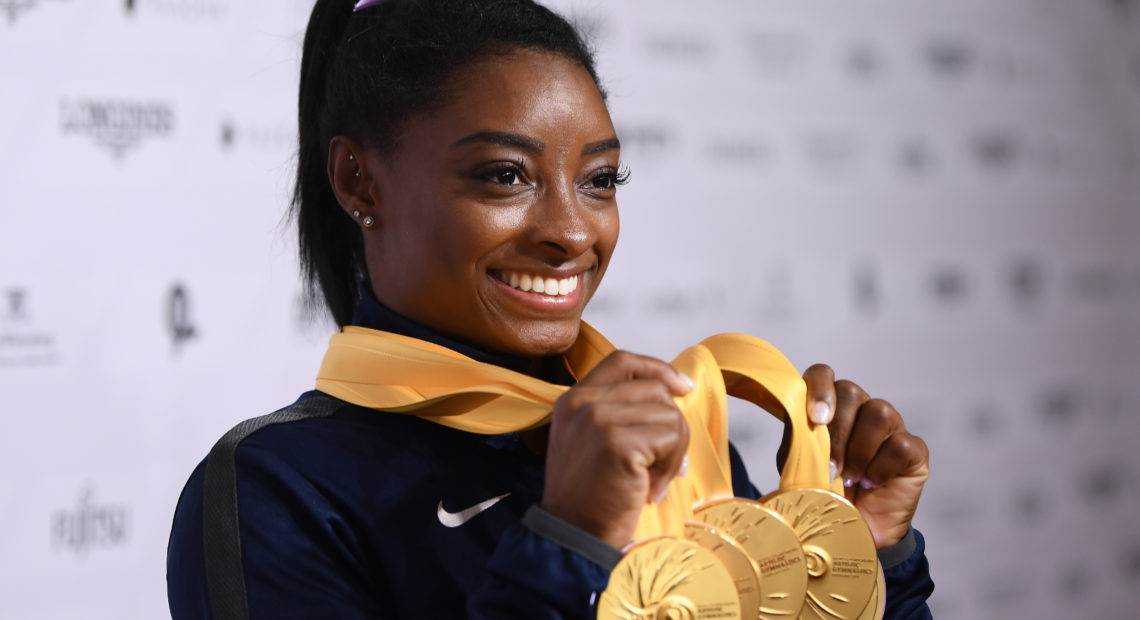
427;49;614;141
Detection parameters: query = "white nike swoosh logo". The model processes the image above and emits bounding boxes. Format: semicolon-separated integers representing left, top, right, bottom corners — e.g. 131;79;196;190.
437;492;511;528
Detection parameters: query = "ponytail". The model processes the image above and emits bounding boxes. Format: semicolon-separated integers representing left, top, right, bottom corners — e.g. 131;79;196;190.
294;0;362;328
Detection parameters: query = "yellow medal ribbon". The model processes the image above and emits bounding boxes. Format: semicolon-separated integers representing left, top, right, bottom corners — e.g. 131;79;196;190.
315;322;836;540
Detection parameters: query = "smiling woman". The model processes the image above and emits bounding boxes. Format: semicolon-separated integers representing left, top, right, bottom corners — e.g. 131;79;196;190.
332;49;622;355
166;1;933;619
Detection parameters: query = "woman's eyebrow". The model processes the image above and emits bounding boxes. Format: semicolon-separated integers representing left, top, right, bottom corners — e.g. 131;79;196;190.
582;137;620;155
452;131;545;152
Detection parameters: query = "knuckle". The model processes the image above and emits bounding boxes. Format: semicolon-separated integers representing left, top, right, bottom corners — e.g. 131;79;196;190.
861;399;896;425
834;380;863;402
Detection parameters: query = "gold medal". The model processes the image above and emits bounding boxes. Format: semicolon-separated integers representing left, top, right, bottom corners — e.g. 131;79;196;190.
854;564;885;620
694;498;808;620
598;536;741;620
761;488;877;619
684;521;762;620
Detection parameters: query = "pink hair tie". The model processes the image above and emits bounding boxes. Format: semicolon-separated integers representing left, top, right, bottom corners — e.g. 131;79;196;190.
353;0;387;11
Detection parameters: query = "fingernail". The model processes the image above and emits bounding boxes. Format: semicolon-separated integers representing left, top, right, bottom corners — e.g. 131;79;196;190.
679;373;696;392
843;476;856;488
811;401;831;425
860;478;875;490
653;485;670;504
829;460;839;482
679;455;689;478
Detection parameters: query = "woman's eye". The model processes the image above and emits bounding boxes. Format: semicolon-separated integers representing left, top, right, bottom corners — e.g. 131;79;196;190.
588;164;631;191
590;173;616;189
484;167;524;186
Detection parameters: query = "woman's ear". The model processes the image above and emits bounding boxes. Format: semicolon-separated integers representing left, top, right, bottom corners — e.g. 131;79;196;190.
328;135;379;230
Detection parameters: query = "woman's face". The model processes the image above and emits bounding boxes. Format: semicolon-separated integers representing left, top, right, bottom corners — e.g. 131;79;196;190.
360;49;621;357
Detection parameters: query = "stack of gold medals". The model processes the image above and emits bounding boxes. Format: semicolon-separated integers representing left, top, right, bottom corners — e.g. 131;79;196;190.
597;335;885;620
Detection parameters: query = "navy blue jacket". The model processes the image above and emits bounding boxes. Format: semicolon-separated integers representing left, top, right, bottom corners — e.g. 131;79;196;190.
167;294;933;618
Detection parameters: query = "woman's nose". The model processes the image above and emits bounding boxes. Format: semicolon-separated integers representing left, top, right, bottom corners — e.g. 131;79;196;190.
529;185;593;258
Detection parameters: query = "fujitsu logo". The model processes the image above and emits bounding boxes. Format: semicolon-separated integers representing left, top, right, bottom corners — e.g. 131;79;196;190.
51;484;131;556
2;0;65;24
60;98;175;159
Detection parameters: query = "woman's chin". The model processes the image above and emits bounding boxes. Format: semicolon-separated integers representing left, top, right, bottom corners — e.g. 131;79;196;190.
495;322;581;358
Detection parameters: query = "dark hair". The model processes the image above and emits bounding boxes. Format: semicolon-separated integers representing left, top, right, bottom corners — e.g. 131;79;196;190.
294;0;604;327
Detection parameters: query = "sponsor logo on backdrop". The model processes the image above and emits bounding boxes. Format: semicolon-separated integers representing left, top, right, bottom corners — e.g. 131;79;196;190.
1069;263;1124;301
753;264;796;320
1078;461;1131;505
647;284;726;318
922;39;974;80
1058;564;1092;600
1038;384;1081;425
1012;485;1046;521
644;33;711;61
615;123;675;158
0;287;59;367
966;404;1002;438
124;0;226;18
51;484;131;556
744;30;805;77
971;131;1020;172
803;131;861;172
1123;543;1140;583
928;264;970;303
706;137;769;164
220;119;294;151
2;0;65;24
60;98;175;159
898;138;935;174
1008;257;1045;305
168;283;198;353
852;260;879;317
846;41;884;79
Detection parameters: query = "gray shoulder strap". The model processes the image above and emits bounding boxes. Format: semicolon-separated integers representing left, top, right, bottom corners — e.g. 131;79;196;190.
202;394;342;620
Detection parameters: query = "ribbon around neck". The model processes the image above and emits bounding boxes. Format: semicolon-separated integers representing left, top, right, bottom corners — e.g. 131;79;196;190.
315;322;838;540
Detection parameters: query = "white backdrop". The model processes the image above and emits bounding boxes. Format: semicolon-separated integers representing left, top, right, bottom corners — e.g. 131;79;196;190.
1;0;1138;618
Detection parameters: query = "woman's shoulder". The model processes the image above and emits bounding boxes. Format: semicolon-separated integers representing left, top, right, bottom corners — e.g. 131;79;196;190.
210;391;463;479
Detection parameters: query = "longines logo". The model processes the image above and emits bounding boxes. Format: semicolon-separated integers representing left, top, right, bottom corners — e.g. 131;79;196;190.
2;0;65;24
51;484;130;556
0;287;58;368
167;282;198;353
60;98;174;160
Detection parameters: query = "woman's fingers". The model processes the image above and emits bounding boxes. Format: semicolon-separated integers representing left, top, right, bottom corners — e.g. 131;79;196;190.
803;363;837;424
577;350;694;396
827;379;870;481
542;350;691;547
838;398;903;488
862;431;929;488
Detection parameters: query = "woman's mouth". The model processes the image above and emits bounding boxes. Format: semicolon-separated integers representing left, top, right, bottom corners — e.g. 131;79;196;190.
495;271;580;297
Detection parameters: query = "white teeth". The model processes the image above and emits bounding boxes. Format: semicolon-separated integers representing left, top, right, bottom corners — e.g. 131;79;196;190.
498;271;580;297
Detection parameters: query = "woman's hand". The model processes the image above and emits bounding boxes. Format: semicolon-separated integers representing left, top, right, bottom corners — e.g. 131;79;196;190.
541;351;693;549
791;364;930;549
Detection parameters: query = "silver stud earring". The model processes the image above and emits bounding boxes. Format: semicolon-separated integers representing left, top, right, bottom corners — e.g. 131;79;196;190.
353;210;361;218
362;216;375;228
349;154;360;177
